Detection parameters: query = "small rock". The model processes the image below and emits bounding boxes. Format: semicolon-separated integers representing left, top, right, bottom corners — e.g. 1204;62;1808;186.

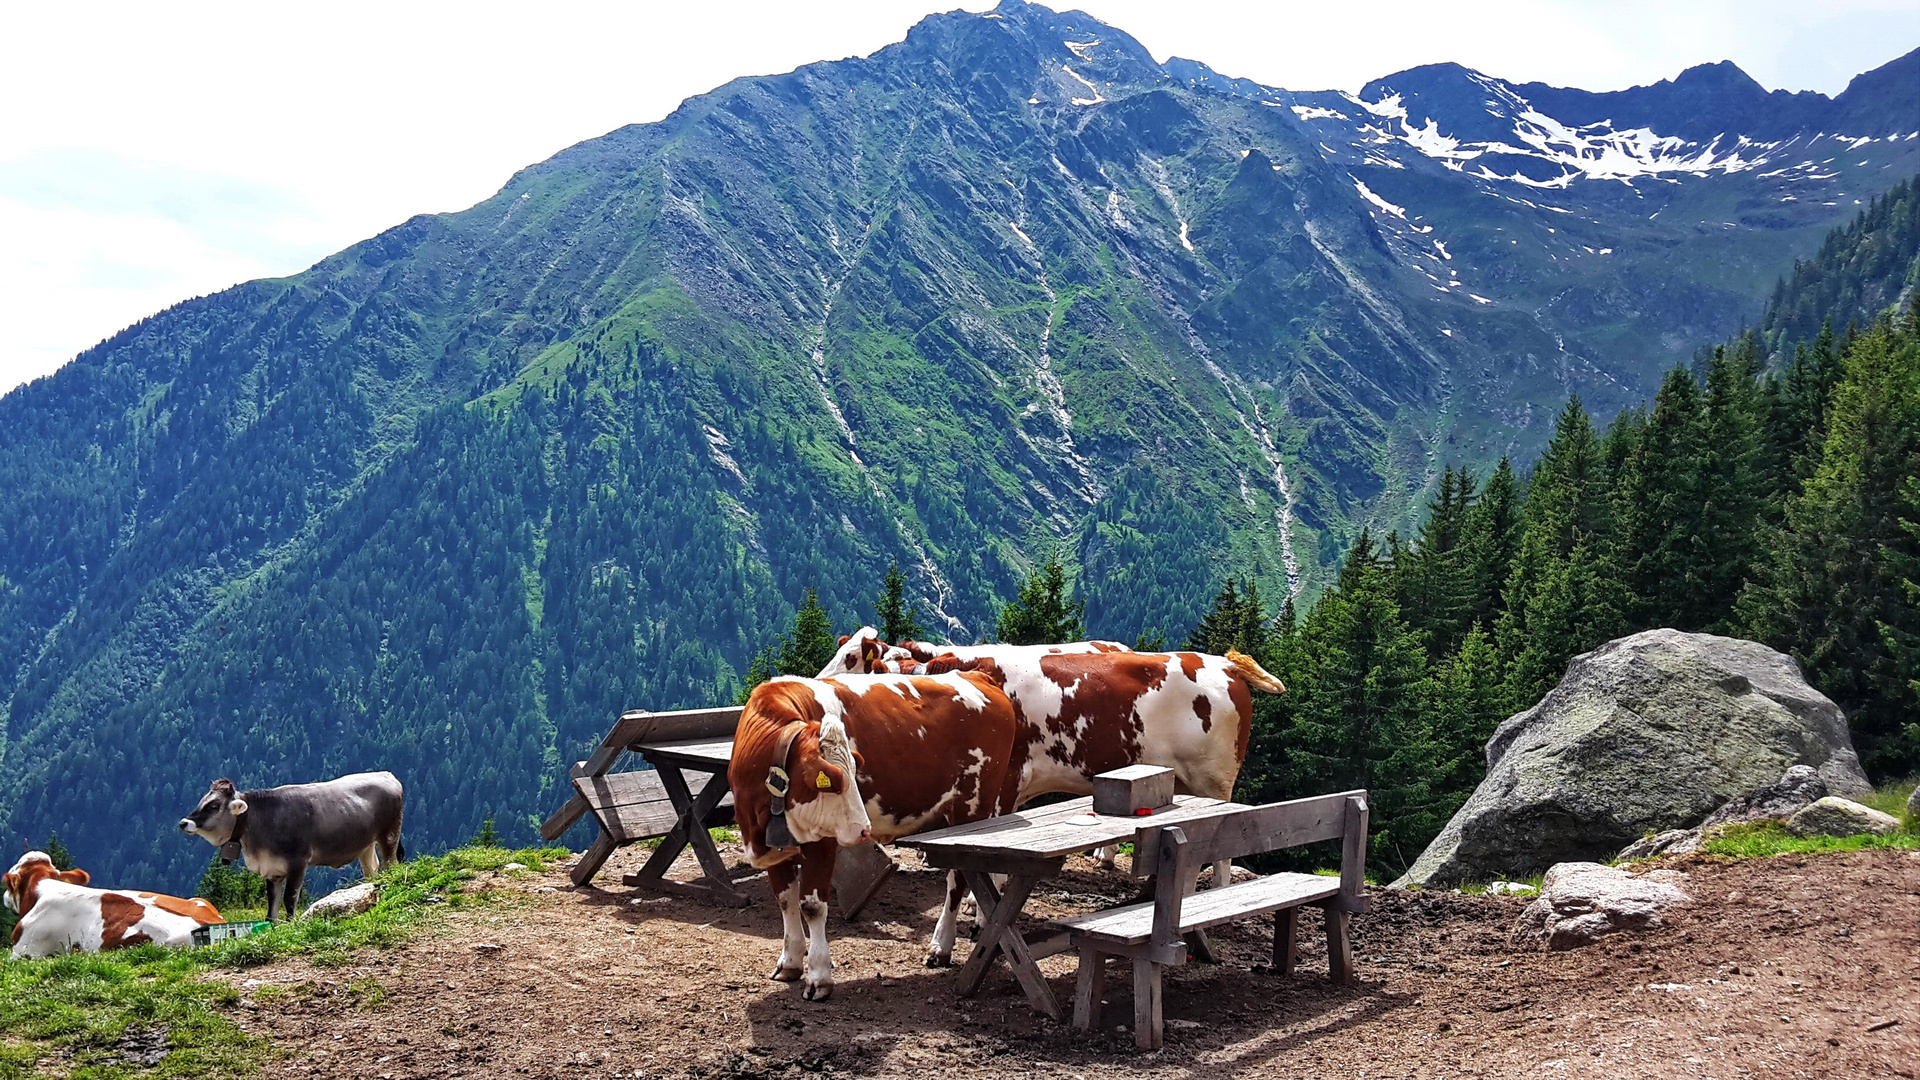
502;862;528;872
1907;785;1919;820
1513;862;1690;950
1618;829;1703;861
473;942;506;954
1785;797;1901;838
1167;1019;1201;1030
240;979;266;991
304;882;379;918
1484;881;1537;896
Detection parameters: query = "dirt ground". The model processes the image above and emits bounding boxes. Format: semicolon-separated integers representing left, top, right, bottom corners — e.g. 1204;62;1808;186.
222;843;1920;1080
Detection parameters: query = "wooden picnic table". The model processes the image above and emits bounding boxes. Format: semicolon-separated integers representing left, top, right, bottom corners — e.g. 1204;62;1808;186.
540;706;896;914
896;794;1243;1020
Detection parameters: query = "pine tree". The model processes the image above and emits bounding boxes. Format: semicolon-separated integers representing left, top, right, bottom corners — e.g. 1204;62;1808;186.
778;588;838;676
1281;536;1447;875
1743;311;1920;777
1185;578;1268;655
995;555;1085;644
472;816;502;847
1461;457;1523;631
1697;336;1767;628
1425;625;1508;798
44;832;74;871
1499;534;1629;710
1396;466;1477;658
1614;366;1711;629
872;563;925;644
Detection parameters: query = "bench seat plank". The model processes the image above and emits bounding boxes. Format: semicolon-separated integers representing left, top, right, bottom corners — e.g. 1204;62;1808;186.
1052;872;1340;944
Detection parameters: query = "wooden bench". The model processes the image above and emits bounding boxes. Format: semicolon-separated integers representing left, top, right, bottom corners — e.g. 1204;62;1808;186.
541;705;898;915
1050;790;1369;1050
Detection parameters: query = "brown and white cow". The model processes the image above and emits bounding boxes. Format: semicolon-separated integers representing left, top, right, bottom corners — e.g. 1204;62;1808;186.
730;669;1020;1000
5;851;225;958
895;643;1285;880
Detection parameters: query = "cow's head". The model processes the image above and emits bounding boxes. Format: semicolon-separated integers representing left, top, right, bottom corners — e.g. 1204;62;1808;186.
179;779;248;845
4;851;89;916
816;627;887;678
743;680;872;860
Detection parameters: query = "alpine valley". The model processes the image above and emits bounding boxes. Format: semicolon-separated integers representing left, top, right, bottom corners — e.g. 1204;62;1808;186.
5;0;1919;887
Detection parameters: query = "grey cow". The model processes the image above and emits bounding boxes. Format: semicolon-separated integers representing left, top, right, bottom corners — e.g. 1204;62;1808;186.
179;772;405;920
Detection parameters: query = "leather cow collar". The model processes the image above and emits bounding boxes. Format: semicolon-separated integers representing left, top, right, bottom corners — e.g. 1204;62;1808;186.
763;721;807;851
218;794;249;865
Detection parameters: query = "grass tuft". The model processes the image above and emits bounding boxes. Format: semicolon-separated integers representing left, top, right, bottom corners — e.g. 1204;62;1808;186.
0;845;565;1078
1697;820;1920;859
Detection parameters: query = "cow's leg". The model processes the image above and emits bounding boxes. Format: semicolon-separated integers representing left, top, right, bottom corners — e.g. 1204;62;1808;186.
963;872;1008;940
264;878;282;923
766;860;805;983
359;845;380;880
1211;858;1233;889
797;840;838;1002
927;870;970;967
1095;843;1120;870
283;863;309;919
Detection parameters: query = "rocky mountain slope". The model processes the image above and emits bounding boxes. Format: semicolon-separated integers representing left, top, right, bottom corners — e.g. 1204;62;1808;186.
3;0;1918;885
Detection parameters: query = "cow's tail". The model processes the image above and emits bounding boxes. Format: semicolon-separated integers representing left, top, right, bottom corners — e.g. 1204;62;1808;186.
1225;649;1286;694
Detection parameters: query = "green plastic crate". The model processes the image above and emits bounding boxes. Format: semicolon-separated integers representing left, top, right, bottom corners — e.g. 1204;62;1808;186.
190;920;271;947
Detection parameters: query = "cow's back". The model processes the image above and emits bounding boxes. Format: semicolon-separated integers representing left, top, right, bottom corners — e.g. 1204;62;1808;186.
248;771;403;868
964;650;1253;804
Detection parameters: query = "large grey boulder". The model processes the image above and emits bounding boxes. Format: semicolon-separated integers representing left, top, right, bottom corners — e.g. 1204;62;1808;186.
1785;796;1901;838
1513;862;1691;950
1399;629;1869;888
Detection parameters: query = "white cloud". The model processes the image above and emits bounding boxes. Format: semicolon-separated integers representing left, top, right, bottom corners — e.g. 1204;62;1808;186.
2;0;1917;391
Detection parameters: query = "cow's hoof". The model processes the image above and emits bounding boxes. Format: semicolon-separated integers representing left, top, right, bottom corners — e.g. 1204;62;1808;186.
769;965;802;982
802;979;833;1002
925;951;953;969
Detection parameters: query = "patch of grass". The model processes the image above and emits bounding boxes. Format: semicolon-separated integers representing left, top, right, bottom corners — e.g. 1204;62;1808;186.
1698;820;1920;859
1856;776;1918;825
0;845;566;1077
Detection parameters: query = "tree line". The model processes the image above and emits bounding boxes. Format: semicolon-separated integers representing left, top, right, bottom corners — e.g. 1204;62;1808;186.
746;304;1920;879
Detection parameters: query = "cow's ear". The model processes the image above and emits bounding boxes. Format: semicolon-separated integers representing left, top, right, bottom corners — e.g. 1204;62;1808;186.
836;635;851;647
850;750;866;774
860;639;881;665
227;798;249;816
811;763;844;794
58;868;88;886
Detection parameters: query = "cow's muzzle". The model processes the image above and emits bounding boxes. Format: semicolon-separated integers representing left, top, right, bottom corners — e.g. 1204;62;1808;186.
178;818;196;833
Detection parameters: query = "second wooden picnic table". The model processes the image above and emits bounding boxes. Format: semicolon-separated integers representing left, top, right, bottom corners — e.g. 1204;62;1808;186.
896;794;1244;1020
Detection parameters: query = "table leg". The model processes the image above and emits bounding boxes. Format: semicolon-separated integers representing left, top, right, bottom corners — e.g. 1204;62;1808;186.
568;830;619;887
628;765;749;906
957;870;1061;1020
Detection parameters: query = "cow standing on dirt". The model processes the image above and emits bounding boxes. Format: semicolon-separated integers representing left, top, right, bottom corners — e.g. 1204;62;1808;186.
853;635;1285;883
5;851;226;958
730;669;1020;1001
178;771;405;921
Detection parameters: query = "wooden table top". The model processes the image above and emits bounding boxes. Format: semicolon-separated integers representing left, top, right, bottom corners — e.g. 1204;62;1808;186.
897;794;1243;861
635;736;735;769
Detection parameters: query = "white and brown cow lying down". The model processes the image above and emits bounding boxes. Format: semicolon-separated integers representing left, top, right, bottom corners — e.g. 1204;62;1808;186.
5;851;226;958
834;628;1285;879
730;668;1021;1001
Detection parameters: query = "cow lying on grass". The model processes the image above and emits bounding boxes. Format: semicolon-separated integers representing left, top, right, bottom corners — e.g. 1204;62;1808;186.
731;668;1020;1001
5;851;225;958
179;771;406;921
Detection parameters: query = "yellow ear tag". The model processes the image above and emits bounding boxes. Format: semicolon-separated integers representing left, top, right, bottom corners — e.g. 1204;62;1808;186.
816;772;833;790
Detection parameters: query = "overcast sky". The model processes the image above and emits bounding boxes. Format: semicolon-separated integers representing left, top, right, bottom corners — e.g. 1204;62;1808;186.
4;0;1919;393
